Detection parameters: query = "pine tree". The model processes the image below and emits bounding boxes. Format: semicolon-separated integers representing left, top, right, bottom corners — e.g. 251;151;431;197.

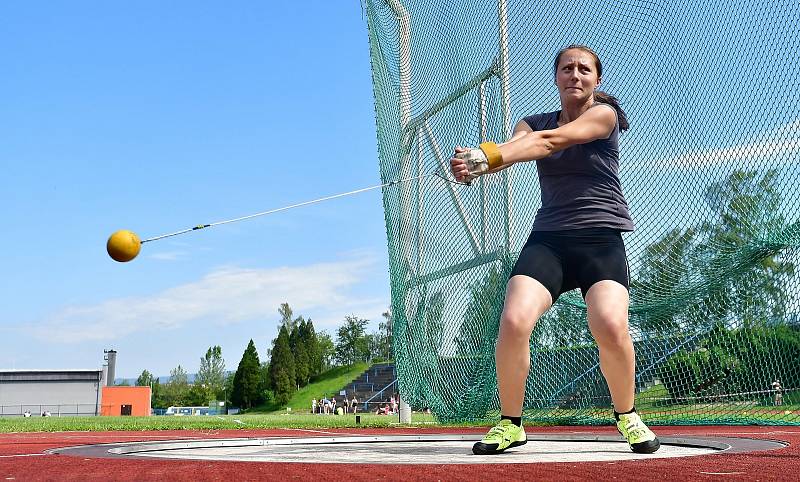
302;318;322;377
290;321;310;388
269;325;296;405
151;378;165;409
231;339;262;409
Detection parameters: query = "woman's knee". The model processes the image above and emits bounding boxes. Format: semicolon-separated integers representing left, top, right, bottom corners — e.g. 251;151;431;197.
498;276;551;341
499;309;537;340
590;314;631;349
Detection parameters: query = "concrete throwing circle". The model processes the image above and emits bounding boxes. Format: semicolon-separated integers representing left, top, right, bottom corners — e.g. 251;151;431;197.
50;434;786;465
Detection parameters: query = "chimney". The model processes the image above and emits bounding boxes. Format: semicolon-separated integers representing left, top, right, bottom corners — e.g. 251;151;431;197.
104;349;117;386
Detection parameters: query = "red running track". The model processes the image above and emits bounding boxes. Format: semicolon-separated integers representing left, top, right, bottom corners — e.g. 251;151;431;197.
0;426;796;481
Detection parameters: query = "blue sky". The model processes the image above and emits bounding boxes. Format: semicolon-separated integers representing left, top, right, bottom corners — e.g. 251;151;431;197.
0;2;389;378
3;1;800;380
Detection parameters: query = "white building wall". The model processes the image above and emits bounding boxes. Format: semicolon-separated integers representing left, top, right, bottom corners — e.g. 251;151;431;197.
0;371;101;416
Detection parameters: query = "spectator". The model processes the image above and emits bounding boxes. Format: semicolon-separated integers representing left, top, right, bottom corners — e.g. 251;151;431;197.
312;398;318;414
331;397;337;414
322;397;330;414
23;411;31;418
772;380;783;406
390;395;397;414
351;396;359;414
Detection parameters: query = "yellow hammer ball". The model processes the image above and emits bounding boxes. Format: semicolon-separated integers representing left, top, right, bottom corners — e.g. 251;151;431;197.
107;230;141;262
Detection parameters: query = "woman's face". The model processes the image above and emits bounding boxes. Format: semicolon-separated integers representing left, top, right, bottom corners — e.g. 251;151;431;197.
555;49;601;102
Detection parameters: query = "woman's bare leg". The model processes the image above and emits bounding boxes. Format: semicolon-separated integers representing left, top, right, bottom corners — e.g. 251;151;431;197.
496;275;552;416
585;280;635;412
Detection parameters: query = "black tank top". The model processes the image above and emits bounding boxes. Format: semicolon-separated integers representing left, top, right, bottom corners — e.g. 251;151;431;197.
522;106;634;232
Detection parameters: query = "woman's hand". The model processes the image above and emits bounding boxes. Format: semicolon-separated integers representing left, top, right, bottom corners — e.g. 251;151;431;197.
450;146;471;182
450;145;493;184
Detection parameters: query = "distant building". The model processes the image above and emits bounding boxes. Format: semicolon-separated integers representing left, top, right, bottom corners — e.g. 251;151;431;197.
100;386;151;416
0;370;103;417
165;406;216;416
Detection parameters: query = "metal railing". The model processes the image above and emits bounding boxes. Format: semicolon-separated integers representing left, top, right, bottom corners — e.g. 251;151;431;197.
362;379;398;411
0;404;98;417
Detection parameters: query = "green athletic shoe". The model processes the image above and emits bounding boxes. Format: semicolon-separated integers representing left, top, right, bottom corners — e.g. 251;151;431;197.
616;411;660;453
472;419;527;455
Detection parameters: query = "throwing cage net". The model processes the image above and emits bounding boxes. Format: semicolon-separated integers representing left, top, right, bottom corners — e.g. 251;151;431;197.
365;0;800;424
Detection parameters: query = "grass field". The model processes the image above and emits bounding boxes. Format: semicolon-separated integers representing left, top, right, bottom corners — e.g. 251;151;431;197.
254;362;370;413
0;412;439;433
2;407;798;433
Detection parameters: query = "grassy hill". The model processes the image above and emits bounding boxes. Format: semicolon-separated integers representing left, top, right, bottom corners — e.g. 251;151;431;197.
252;362;369;413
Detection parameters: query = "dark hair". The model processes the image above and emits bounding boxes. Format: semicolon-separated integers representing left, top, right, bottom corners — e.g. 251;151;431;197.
553;44;629;132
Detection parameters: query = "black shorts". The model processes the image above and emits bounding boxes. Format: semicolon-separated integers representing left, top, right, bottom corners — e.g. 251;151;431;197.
510;227;629;302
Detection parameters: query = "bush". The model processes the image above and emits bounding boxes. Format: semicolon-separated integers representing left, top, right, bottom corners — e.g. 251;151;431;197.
659;325;800;404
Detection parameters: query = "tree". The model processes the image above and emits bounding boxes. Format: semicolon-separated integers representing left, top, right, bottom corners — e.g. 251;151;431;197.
300;318;322;376
170;364;188;385
196;345;226;401
163;365;190;407
134;369;161;404
335;315;370;365
151;378;166;409
136;369;155;387
423;291;446;351
365;332;382;361
455;266;504;356
269;325;296;405
317;331;336;371
186;383;210;406
300;318;321;378
231;340;263;409
696;169;795;328
290;322;310;388
629;227;697;335
379;307;394;360
278;302;299;333
222;371;235;408
631;169;796;335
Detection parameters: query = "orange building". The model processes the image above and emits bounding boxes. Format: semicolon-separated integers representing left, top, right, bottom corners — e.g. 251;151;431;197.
101;386;151;416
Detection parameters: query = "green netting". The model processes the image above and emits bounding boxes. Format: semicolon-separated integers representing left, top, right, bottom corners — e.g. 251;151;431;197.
365;0;800;425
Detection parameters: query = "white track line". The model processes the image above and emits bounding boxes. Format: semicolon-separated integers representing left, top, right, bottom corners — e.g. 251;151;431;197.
280;428;342;435
699;472;746;476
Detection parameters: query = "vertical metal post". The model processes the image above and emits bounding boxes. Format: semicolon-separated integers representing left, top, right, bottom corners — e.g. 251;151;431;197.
479;81;488;251
386;0;413;425
416;132;424;278
497;0;513;250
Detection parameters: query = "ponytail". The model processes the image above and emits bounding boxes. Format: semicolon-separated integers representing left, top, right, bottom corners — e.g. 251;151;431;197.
594;91;629;132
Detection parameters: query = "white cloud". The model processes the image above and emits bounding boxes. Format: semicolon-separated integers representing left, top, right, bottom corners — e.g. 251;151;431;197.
32;254;388;343
650;119;800;168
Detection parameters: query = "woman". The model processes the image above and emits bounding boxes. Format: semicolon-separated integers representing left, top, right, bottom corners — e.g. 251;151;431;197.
451;45;660;455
